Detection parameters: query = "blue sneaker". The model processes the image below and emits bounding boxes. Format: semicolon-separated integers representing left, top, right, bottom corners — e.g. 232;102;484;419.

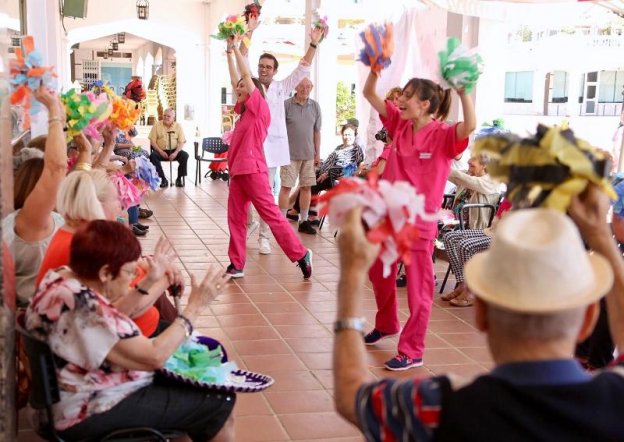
364;328;399;345
384;353;423;371
297;249;313;279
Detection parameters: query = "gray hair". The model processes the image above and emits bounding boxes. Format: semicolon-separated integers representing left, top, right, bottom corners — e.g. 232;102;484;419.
13;147;44;171
487;303;586;341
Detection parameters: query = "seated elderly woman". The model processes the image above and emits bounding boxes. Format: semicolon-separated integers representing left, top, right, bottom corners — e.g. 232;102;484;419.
37;169;178;337
26;220;234;441
288;123;365;228
441;199;511;307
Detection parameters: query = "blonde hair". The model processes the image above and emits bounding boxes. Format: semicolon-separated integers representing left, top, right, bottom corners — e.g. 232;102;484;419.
56;169;113;222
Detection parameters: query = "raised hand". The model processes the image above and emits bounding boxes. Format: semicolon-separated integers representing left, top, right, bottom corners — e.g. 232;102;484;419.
310;27;324;45
186;265;232;311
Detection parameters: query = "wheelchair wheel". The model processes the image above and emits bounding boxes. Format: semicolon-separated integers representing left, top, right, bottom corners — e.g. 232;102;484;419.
210;171;219;180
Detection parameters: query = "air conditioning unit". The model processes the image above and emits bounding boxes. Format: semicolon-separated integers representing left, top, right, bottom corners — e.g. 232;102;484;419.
63;0;88;19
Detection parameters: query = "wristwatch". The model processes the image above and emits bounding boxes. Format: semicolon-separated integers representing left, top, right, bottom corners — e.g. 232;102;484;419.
333;317;366;335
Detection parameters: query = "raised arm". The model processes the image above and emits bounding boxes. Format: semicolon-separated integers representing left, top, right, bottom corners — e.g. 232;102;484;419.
455;90;476;141
15;87;67;241
231;36;256;95
569;185;624;354
226;45;240;91
362;71;387;119
333;207;378;425
301;27;323;66
239;16;259;57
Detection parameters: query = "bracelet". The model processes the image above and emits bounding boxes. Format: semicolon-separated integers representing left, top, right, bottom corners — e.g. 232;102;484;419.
48;117;63;124
134;284;149;295
74;162;92;171
310;42;318;49
177;315;194;338
333;317;366;335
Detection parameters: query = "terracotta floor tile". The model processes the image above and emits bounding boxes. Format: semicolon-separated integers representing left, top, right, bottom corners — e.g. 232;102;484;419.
261;370;324;391
423;348;474;365
278;413;361;440
274;324;332;339
234;393;274;416
223;326;281;341
263;312;319;326
232;339;294;356
242;354;307;372
217;313;269;327
256;302;306;314
427;319;477;334
437;332;488;348
298;352;333;370
234;415;289;442
427;363;488;379
264;390;334;414
285;337;334;353
458;347;495;364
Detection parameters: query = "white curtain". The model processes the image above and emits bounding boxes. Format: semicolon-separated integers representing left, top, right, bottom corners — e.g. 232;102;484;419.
356;5;448;165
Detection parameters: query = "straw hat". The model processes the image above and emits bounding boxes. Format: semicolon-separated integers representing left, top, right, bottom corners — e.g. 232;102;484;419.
464;208;613;313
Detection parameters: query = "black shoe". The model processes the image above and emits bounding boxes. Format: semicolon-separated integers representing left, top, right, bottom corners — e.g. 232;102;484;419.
396;274;407;288
286;212;299;222
309;219;320;227
298;220;317;235
133;223;150;231
132;225;147;236
138;208;153;219
175;177;185;187
160;178;169;188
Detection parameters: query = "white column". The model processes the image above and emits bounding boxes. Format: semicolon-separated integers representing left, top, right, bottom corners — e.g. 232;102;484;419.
26;0;67;136
315;0;338;158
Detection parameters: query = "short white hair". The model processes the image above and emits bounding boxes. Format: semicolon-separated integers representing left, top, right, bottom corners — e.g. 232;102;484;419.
487;303;586;341
56;170;112;222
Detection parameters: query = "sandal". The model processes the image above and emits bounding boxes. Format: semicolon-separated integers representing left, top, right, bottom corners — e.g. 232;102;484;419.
441;283;465;302
449;295;474;307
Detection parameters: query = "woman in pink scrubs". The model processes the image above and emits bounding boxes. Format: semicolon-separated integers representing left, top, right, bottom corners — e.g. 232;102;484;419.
362;72;476;370
224;35;312;280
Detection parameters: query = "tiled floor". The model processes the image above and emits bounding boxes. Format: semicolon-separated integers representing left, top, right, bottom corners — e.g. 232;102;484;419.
18;178;492;442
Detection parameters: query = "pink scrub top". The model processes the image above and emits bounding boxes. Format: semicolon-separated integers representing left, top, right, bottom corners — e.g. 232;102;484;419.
228;88;271;177
380;100;469;239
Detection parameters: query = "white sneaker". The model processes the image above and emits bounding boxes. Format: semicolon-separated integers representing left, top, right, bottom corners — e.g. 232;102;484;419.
259;238;271;255
247;221;259;240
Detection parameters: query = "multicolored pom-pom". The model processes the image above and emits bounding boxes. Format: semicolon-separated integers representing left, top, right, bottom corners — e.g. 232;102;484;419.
61;89;112;141
313;16;329;42
109;172;142;211
318;173;438;277
358;23;394;76
9;36;57;130
438;37;483;93
212;15;247;40
103;86;142;133
243;1;261;23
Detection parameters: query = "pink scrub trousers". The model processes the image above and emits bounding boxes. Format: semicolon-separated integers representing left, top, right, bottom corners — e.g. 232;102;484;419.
368;237;434;360
228;172;307;269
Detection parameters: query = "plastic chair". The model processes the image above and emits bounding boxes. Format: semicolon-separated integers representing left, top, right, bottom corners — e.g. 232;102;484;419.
17;325;183;442
194;137;229;185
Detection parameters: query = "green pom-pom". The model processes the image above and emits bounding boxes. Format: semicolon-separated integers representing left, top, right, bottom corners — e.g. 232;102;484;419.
438;37;483;94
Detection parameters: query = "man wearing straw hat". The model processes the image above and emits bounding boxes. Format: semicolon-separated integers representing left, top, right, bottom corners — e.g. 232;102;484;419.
332;185;624;441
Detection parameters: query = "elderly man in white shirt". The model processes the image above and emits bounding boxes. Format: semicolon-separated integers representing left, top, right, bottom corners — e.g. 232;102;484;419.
243;19;324;254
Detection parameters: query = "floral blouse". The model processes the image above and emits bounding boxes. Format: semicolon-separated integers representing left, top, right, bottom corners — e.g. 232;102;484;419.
25;269;153;431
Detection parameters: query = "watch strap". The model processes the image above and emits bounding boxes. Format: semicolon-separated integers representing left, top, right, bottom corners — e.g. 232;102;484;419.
333;317;366;335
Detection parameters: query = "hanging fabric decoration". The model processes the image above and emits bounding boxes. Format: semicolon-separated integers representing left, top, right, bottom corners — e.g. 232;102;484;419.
9;36;57;130
313;16;329;42
212;15;247;40
357;23;394;76
61;89;112;141
438;37;483;93
473;124;616;211
318;173;438;277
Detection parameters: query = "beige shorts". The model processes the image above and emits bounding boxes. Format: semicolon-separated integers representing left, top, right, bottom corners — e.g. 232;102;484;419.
280;160;317;188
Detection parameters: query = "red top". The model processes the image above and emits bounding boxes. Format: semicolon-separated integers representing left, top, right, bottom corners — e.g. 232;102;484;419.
36;228;159;337
380;101;469;239
228;88;271;177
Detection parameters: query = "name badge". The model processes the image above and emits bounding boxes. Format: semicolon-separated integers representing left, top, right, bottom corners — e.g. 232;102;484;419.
419;152;432;160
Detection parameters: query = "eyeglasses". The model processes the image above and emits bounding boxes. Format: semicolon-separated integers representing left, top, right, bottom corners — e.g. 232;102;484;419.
257;64;274;71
